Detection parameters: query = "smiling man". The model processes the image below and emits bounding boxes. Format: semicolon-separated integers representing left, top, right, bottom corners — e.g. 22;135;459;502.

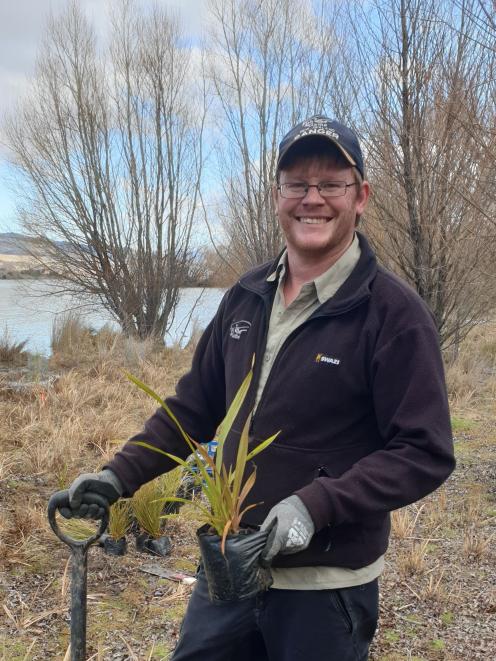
274;124;369;305
62;116;455;660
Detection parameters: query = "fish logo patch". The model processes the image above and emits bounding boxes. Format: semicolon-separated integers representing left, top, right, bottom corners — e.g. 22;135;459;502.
230;320;251;340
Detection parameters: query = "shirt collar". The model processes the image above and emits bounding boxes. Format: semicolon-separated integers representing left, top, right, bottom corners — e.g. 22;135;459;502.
267;251;287;283
314;234;361;303
265;234;361;304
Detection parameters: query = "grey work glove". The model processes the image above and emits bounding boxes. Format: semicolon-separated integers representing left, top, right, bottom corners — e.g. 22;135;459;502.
260;495;315;565
60;469;123;519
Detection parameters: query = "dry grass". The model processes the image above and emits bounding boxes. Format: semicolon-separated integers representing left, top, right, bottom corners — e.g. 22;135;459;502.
391;504;425;540
0;327;28;365
0;316;194;562
0;314;495;660
462;527;494;560
445;319;496;411
396;539;431;577
420;570;447;603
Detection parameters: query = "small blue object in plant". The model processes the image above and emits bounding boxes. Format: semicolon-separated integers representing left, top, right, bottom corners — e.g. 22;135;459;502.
203;440;218;477
189;440;218;479
206;440;218;462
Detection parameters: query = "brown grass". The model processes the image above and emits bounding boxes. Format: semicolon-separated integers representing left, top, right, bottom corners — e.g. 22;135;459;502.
462;527;494;560
0;315;495;659
391;503;425;540
445;320;496;411
0;327;28;365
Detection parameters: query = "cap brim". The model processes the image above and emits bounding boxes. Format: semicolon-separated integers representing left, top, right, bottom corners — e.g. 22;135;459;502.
277;134;357;169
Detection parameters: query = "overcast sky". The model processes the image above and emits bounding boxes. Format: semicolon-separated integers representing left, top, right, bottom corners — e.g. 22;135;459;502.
0;0;209;233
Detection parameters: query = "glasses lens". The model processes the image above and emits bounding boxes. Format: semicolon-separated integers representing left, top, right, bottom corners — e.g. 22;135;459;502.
281;183;307;198
280;182;349;198
319;182;346;197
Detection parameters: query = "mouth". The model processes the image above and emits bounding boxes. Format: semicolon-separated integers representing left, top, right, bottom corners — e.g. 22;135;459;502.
297;217;331;225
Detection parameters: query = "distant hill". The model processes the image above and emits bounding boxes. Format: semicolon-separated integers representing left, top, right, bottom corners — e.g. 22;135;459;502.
0;233;55;279
0;232;31;255
0;233;70;256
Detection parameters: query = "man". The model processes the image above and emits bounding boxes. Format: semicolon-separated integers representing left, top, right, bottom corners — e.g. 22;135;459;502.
62;116;455;660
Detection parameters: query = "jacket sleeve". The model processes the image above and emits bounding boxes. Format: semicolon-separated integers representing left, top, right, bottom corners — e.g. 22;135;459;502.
104;293;229;496
296;322;456;530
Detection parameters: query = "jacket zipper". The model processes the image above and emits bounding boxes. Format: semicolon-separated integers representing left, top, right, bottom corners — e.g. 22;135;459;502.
247;294;272;429
249;297;367;434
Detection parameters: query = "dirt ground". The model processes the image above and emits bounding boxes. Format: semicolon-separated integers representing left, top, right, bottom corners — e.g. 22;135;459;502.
0;328;495;660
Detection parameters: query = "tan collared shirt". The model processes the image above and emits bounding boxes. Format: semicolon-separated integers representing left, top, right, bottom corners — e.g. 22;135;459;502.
256;234;385;589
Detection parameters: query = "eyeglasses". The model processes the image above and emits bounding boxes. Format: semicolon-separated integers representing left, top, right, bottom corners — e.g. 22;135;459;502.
277;181;358;199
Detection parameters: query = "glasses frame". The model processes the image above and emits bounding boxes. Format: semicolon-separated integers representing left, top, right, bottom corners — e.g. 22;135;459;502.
277;181;358;199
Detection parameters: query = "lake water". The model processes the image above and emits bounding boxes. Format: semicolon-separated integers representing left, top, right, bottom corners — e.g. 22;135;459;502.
0;279;225;356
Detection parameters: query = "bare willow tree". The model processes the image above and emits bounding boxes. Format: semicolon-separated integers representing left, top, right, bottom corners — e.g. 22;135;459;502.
204;0;347;272
342;0;496;349
5;1;205;339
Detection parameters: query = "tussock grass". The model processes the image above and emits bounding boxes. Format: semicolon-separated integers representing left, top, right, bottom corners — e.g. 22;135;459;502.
0;327;28;365
462;527;494;560
391;504;425;540
51;312;99;361
131;469;183;538
396;539;430;577
58;517;99;542
108;500;132;541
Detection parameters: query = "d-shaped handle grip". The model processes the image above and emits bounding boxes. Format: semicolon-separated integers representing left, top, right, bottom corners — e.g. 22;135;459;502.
48;490;109;551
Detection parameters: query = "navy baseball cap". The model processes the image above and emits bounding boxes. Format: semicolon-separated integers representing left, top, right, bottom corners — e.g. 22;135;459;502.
277;115;364;179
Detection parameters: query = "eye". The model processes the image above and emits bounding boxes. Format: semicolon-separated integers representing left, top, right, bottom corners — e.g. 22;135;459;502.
285;183;307;194
319;182;344;193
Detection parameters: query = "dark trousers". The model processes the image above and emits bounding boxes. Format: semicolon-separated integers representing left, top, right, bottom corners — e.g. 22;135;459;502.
171;571;379;661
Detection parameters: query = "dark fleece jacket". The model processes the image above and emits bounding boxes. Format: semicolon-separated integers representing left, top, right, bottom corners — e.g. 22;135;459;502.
106;233;455;569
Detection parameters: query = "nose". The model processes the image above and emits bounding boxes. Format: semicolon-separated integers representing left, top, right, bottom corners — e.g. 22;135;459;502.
301;184;325;204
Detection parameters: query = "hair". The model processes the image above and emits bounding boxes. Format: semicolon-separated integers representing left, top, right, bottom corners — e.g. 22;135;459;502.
277;135;366;226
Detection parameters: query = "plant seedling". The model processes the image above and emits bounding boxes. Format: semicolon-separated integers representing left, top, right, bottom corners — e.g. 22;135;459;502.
127;360;280;553
108;499;132;541
131;470;182;539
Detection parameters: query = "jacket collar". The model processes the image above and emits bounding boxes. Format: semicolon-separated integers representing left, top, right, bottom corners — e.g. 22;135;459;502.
239;231;377;314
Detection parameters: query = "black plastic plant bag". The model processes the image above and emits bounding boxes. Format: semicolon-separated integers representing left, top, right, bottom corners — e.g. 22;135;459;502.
197;524;273;602
136;533;172;556
103;536;127;556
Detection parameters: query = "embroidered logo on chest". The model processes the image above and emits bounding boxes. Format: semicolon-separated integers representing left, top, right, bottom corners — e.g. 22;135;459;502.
230;320;251;340
315;353;340;366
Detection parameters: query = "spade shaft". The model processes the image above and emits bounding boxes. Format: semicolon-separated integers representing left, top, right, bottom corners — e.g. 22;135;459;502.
48;490;108;661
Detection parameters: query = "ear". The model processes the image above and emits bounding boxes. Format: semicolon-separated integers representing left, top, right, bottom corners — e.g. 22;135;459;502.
272;182;279;213
355;180;370;215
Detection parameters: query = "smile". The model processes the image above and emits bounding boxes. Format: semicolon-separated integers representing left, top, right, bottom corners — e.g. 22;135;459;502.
297;217;331;224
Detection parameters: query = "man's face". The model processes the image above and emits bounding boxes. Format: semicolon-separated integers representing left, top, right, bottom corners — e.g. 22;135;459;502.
274;157;369;264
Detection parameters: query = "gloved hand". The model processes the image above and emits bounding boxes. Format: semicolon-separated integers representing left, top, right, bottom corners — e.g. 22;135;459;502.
60;469;123;519
260;494;315;565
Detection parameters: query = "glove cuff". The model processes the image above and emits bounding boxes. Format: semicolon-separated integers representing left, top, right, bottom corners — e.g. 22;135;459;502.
99;469;124;497
284;495;315;534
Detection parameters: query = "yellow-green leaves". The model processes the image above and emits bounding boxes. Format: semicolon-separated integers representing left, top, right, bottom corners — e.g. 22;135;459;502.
127;359;280;552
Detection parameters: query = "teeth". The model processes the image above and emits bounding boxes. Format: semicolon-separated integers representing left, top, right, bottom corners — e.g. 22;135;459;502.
299;217;328;224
